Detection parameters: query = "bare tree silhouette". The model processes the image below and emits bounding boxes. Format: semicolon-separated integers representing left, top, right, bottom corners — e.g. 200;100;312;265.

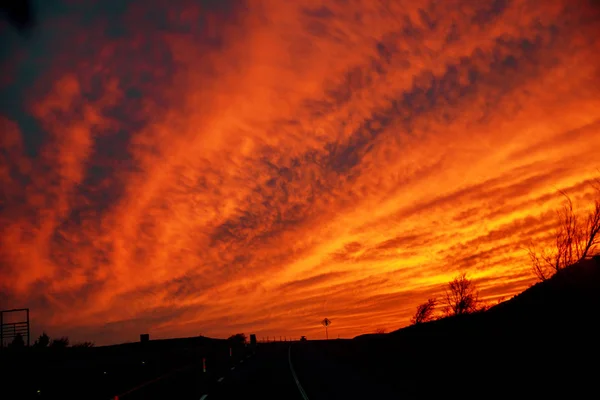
374;327;387;334
411;298;437;324
443;273;479;316
528;180;600;281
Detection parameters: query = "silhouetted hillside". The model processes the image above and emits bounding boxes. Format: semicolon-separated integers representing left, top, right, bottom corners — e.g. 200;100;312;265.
488;255;600;324
352;255;600;341
377;255;600;340
349;257;600;398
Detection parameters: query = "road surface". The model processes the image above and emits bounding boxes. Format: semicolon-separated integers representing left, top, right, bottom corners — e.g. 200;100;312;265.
206;344;302;400
99;338;597;400
116;341;404;400
10;335;596;399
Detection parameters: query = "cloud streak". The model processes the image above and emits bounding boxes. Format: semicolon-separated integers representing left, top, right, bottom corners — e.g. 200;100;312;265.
1;0;599;344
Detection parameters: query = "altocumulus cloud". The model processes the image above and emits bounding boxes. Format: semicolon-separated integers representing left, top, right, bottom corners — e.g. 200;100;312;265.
1;0;599;344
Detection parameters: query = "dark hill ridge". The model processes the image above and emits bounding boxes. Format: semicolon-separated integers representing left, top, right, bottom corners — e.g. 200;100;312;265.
349;256;600;398
98;334;226;350
486;255;600;330
354;255;600;341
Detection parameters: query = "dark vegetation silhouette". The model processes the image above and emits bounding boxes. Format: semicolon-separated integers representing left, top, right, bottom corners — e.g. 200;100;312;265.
227;333;247;345
411;298;437;324
443;272;480;315
32;332;50;348
50;336;69;349
527;178;600;281
409;273;482;326
72;341;95;348
5;331;91;350
9;332;25;348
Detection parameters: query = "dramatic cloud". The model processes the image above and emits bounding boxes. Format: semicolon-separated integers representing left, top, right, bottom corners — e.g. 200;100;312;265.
1;0;599;344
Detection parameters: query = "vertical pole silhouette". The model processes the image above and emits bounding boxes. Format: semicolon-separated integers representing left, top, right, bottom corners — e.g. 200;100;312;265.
321;318;331;340
26;309;29;347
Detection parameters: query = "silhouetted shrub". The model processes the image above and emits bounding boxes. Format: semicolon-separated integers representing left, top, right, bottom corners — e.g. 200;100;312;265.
9;333;25;348
527;179;600;281
444;273;479;316
411;298;438;324
33;332;50;348
227;333;247;345
50;336;69;348
72;341;95;348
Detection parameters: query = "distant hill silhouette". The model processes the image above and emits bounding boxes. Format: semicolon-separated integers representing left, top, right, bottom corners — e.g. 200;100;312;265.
98;334;226;350
354;255;600;341
485;255;600;329
351;257;600;398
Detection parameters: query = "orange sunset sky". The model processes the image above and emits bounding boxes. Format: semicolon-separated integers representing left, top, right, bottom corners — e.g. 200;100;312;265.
1;0;599;345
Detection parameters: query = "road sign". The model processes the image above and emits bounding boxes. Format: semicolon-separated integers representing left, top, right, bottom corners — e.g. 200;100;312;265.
1;308;30;348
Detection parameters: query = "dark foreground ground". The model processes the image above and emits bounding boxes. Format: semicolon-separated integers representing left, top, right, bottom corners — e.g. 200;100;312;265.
3;258;600;399
2;335;597;400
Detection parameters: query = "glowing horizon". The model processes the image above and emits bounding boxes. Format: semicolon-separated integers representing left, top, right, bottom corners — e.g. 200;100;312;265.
1;0;599;345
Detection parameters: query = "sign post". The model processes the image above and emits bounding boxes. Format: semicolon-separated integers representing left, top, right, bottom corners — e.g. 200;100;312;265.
321;318;331;340
1;308;30;348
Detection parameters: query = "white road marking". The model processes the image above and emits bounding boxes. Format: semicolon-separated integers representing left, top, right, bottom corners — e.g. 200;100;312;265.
200;395;208;400
230;366;235;370
288;346;310;400
218;377;224;383
240;360;244;363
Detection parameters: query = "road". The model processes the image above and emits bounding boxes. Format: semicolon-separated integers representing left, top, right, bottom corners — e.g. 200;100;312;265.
101;338;598;400
206;344;302;400
115;341;403;400
9;334;596;399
